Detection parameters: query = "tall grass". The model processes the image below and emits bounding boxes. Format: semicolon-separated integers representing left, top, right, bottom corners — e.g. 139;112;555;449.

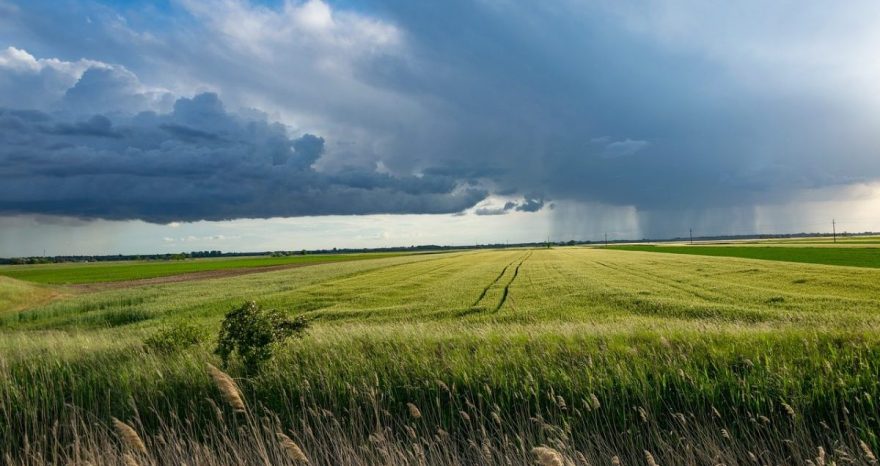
3;327;880;464
6;390;877;465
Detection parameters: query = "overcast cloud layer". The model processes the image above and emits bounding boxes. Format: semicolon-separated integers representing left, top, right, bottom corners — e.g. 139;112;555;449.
2;0;880;243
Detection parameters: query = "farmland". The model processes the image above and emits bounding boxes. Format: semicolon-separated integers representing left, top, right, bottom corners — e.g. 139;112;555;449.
0;252;408;285
610;243;880;268
2;247;880;464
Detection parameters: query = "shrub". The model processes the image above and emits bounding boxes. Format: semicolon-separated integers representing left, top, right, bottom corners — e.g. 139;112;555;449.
215;301;308;373
145;323;204;352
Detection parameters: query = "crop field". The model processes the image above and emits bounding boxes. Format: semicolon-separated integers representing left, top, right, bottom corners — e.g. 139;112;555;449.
610;244;880;268
760;235;880;244
2;247;880;464
0;252;407;285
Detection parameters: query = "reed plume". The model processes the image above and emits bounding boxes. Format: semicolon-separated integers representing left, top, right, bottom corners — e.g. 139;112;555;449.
782;402;796;419
206;363;246;412
532;446;565;466
122;453;140;466
861;441;878;464
112;418;147;455
644;450;659;466
277;431;310;464
407;402;422;419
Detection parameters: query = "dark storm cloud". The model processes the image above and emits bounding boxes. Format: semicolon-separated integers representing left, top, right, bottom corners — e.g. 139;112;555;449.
0;93;487;222
48;115;121;138
3;1;880;234
515;198;544;213
348;0;880;234
474;202;513;216
474;198;545;216
159;123;222;142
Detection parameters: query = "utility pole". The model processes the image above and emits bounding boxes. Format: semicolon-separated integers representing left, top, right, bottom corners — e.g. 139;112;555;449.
832;219;837;243
689;228;693;245
604;232;608;247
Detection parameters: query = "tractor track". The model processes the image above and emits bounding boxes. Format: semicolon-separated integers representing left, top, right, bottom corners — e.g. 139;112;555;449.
472;258;518;306
492;251;532;312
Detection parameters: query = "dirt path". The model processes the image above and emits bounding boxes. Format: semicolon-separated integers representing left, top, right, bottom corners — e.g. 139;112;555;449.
70;262;322;292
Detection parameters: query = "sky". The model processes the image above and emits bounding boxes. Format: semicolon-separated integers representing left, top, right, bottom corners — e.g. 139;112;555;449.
1;0;880;256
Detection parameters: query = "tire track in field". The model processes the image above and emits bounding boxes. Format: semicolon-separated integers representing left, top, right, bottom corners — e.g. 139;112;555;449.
492;251;532;312
471;257;519;306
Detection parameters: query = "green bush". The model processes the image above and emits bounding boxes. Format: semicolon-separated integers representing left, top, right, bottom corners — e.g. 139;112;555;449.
215;301;308;373
145;323;204;352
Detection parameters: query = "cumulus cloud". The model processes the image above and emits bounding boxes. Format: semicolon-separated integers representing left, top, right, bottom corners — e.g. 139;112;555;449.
62;66;172;114
0;45;171;114
0;87;486;222
0;39;488;223
0;46;101;109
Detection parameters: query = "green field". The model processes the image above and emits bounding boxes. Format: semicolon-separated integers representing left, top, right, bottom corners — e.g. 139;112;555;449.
761;235;880;244
0;252;407;285
2;247;880;464
610;244;880;268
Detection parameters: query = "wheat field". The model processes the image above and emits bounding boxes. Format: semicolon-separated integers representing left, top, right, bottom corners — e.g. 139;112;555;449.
2;247;880;464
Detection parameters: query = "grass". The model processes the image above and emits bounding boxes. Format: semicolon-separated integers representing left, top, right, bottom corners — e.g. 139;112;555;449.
0;276;60;312
2;248;880;464
609;244;880;268
0;252;409;285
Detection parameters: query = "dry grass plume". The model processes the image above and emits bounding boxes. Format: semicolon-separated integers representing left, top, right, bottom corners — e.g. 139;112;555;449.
532;446;565;466
277;431;310;464
407;402;422;419
112;418;147;455
206;363;246;412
